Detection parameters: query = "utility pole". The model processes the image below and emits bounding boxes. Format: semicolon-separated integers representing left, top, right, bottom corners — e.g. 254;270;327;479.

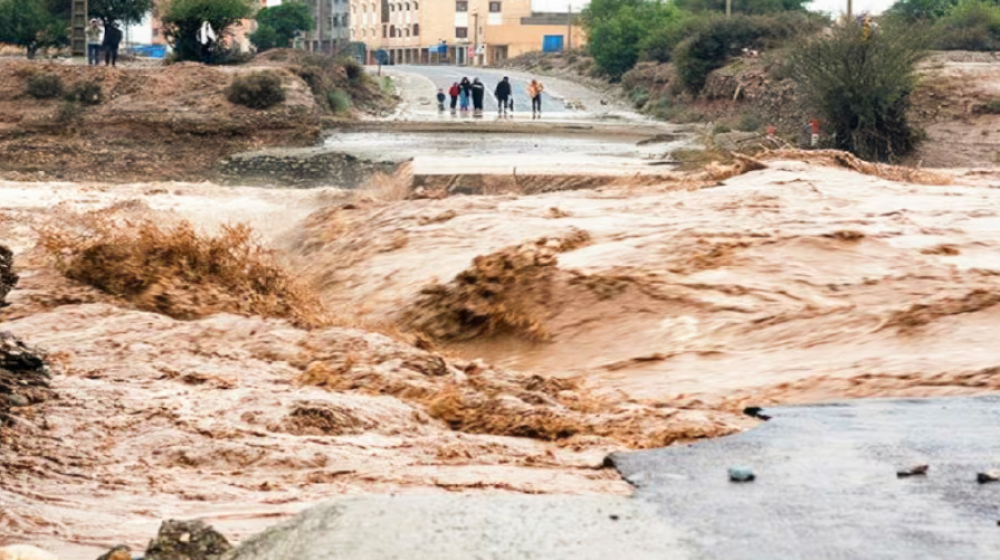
726;0;731;17
472;11;479;66
70;0;87;56
317;0;324;52
847;0;852;20
566;2;571;52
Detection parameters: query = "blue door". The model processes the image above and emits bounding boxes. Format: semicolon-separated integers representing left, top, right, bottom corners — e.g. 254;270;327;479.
542;35;564;53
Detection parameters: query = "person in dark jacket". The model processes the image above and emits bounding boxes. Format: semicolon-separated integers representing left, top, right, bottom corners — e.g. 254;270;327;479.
470;78;485;114
448;82;460;111
494;77;512;116
102;23;122;67
459;77;471;111
436;88;446;112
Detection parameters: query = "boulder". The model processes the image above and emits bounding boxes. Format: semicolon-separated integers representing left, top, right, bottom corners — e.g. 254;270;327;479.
145;520;232;560
0;244;17;308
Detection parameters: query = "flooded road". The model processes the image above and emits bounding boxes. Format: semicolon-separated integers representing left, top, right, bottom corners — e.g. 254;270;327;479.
5;64;1000;560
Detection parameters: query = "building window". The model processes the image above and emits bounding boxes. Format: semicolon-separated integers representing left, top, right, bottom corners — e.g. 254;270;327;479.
489;1;500;11
390;24;396;37
455;26;467;38
412;23;419;35
455;0;467;11
405;28;410;37
413;1;418;8
404;2;409;9
383;24;388;37
362;28;367;36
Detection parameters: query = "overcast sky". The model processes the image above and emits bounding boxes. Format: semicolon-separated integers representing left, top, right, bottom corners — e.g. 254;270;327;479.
532;0;896;16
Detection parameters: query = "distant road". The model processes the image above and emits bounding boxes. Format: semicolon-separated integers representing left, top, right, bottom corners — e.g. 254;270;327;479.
390;65;567;114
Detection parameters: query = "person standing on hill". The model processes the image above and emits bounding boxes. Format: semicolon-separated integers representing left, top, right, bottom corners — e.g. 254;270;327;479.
85;19;103;66
494;76;512;117
528;79;544;119
448;82;460;111
471;78;485;114
197;21;217;64
102;22;122;67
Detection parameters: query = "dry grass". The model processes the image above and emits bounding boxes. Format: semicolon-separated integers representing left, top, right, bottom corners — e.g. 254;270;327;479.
37;213;327;328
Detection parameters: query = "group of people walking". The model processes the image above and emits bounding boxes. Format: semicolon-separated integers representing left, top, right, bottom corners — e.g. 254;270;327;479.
438;76;546;118
85;19;123;66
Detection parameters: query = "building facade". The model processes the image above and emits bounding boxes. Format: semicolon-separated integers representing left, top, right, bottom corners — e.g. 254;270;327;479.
351;0;583;66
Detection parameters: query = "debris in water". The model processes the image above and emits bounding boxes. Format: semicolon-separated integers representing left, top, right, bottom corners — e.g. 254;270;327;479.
728;466;755;482
144;519;232;560
896;464;929;478
977;470;1000;484
742;406;772;421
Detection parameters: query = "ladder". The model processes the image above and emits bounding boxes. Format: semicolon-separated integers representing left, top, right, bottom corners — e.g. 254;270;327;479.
71;0;88;56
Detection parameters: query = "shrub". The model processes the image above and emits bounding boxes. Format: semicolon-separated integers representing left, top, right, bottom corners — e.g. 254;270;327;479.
713;122;732;134
789;22;925;161
341;56;364;82
737;112;762;131
54;100;80;123
583;0;684;79
326;89;352;113
674;12;826;93
226;72;286;109
932;0;1000;51
629;86;650;109
70;80;103;105
981;98;1000;114
26;73;64;99
38;214;325;327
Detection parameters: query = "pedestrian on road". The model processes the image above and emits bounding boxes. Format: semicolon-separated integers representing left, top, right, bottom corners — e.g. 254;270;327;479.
471;78;485;114
494;76;512;117
448;82;460;111
528;79;544;119
85;19;103;66
436;88;446;112
459;77;471;112
102;22;122;67
197;21;217;64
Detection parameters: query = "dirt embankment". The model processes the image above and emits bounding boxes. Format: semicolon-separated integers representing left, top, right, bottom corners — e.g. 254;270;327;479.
0;51;397;183
502;50;1000;168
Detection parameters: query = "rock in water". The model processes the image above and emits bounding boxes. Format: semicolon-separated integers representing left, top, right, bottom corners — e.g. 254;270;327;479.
0;244;17;308
145;520;232;560
0;332;50;427
728;466;755;482
95;545;133;560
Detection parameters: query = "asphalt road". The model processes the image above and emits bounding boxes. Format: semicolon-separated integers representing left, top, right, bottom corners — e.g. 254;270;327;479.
612;396;1000;559
221;396;1000;559
391;64;566;115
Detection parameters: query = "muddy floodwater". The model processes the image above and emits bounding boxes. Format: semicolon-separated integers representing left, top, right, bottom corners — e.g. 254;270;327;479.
6;72;1000;559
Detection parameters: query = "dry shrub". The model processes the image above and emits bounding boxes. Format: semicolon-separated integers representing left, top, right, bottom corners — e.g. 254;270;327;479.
884;289;1000;330
403;230;591;342
37;213;326;327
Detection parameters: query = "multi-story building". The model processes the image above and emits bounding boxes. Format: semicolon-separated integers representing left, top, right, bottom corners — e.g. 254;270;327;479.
305;0;352;52
351;0;583;66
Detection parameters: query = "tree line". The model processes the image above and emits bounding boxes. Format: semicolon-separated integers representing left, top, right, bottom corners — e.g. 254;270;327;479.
0;0;314;60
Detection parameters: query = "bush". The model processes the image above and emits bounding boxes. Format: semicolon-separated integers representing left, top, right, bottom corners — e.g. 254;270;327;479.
226;72;286;109
981;98;1000;114
54;100;80;123
326;89;352;113
26;73;64;99
341;56;364;82
70;80;103;105
932;0;1000;51
789;22;925;161
583;0;684;79
737;112;762;131
629;87;650;108
674;12;825;93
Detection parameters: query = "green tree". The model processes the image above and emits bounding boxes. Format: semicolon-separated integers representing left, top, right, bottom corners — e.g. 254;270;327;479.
0;0;55;57
675;0;808;14
789;21;925;161
161;0;256;61
250;1;313;52
932;0;1000;50
885;0;956;21
582;0;681;79
90;0;154;26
